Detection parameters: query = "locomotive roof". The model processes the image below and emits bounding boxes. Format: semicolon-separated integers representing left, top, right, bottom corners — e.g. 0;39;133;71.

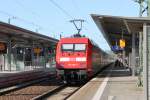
60;37;90;43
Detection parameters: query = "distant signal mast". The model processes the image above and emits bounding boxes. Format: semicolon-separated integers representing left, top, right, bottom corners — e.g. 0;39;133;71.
70;19;85;34
133;0;147;16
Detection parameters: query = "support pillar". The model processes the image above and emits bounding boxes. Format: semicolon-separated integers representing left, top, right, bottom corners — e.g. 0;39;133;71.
139;32;143;70
137;31;143;87
44;47;48;68
132;33;136;76
128;52;131;68
23;47;25;70
7;39;11;71
122;50;125;66
31;42;34;69
143;23;148;100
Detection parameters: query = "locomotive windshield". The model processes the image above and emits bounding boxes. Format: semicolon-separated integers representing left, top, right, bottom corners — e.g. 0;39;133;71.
74;44;86;51
61;44;86;52
62;44;73;52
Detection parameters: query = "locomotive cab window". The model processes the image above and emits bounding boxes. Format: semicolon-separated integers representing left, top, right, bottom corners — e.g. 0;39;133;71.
62;44;73;52
61;43;86;52
74;44;86;51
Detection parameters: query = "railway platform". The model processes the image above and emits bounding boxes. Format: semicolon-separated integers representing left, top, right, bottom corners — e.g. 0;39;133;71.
68;65;144;100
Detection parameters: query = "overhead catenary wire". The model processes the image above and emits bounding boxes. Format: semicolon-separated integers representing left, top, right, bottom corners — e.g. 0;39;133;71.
0;10;44;31
47;0;77;38
1;0;58;34
70;0;90;25
0;10;58;38
14;0;68;37
47;0;87;32
70;0;93;37
14;0;41;19
0;1;68;40
47;0;103;45
13;0;43;32
48;0;74;19
47;0;108;47
70;0;85;18
15;0;60;35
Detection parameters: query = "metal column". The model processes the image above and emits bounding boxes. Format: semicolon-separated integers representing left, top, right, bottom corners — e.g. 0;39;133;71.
128;52;131;67
137;32;143;86
7;39;11;71
139;32;143;69
122;50;125;66
143;0;150;99
143;23;148;100
23;48;25;70
43;47;47;68
31;42;34;69
132;33;136;76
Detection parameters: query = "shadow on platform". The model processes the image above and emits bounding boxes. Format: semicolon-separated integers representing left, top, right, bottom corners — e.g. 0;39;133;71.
97;63;132;78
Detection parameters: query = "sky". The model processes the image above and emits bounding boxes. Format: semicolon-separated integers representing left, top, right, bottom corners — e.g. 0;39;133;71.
0;0;140;51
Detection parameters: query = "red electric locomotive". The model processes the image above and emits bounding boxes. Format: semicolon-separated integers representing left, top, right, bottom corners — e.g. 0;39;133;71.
56;37;110;83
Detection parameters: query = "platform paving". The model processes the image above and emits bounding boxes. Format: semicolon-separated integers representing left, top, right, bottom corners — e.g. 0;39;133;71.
68;65;144;100
106;76;144;100
105;66;144;100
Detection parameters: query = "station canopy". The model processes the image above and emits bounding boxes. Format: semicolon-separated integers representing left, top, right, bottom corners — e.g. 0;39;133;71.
91;14;150;54
0;21;58;47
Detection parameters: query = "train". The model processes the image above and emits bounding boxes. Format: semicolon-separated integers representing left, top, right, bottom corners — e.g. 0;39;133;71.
55;37;112;83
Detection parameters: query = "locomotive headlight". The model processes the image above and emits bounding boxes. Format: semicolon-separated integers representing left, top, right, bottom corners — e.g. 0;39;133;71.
60;57;70;61
76;57;86;61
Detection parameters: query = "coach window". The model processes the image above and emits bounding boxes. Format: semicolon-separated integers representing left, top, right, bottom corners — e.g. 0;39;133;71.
74;44;86;51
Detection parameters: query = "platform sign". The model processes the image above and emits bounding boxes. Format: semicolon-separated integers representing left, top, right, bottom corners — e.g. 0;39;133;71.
0;42;7;54
34;48;42;54
111;45;124;52
119;39;125;48
111;45;119;51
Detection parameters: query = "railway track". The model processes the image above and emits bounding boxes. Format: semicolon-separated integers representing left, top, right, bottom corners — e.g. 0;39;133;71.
0;64;113;100
38;64;113;100
33;84;82;100
0;78;81;100
0;78;63;100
